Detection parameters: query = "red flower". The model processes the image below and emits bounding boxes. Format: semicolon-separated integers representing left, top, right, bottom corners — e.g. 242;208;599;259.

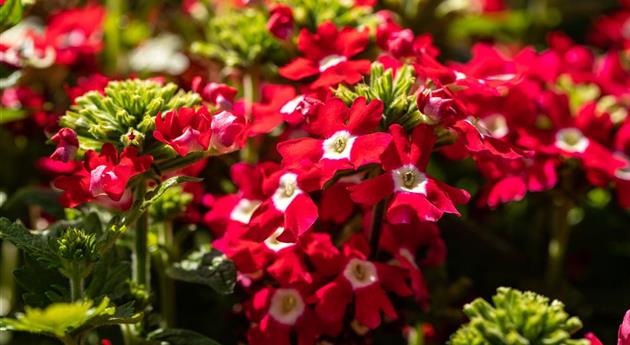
311;235;412;332
277;97;391;186
45;5;105;65
476;154;558;208
451;115;526;159
246;167;319;243
279;22;370;89
50;128;79;162
246;287;321;345
350;124;470;223
380;221;445;305
153;107;213;156
267;5;294;40
191;77;238;110
204;162;274;237
619;309;630;345
53;143;153;208
65;73;109;102
250;84;297;135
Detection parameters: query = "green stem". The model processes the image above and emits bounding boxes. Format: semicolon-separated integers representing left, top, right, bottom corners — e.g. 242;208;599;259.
369;200;386;259
545;195;572;293
240;72;259;163
157;221;175;327
133;210;150;291
242;72;255;121
0;241;18;317
104;0;123;74
69;270;84;302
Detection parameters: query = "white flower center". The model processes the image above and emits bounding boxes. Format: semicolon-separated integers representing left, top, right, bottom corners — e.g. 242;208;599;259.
555;128;590;153
268;288;305;325
272;173;302;212
392;164;428;194
322;130;356;160
319;54;347;72
280;95;305;115
229;198;261;224
264;227;295;252
343;258;378;290
469;114;508;138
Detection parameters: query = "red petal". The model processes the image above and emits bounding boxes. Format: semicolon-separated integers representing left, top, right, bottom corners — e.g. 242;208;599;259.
349;173;394;205
350;132;392;167
279;57;319;81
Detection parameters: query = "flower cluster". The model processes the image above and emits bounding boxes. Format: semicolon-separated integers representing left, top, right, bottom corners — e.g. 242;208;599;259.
1;0;629;344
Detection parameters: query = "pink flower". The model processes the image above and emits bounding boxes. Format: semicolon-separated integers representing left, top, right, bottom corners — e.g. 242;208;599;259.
279;22;370;89
210;110;246;153
53;143;153;208
277;97;391;186
50;128;79;162
267;5;294;40
153;107;213;156
350;124;470;223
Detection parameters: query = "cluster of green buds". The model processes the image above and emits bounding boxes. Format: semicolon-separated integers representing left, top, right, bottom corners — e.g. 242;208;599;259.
449;287;589;345
149;186;193;222
191;8;288;70
56;228;99;281
335;62;429;129
277;0;376;30
60;79;200;151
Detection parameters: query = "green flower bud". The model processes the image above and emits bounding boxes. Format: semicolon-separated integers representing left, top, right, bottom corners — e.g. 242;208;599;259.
60;79;200;151
191;8;287;69
449;288;590;345
56;228;99;281
334;62;421;130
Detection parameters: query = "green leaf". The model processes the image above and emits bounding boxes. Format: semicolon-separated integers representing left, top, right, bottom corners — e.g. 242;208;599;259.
148;328;222;345
143;175;202;209
0;186;64;219
0;0;23;32
167;247;236;295
14;255;68;308
85;251;131;301
0;107;27;124
0;218;58;266
0;298;114;338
